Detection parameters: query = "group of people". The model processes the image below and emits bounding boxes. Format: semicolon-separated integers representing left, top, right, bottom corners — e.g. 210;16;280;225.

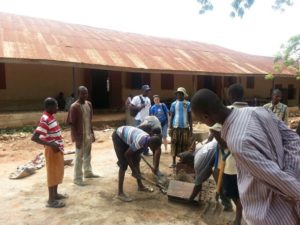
55;92;76;111
125;85;193;168
31;83;300;225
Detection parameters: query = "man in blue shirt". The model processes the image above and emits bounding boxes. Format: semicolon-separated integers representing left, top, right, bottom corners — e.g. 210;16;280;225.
150;95;169;153
169;87;192;168
112;126;162;202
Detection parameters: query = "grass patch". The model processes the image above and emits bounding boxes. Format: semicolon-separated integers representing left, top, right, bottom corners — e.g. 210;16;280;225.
0;124;70;135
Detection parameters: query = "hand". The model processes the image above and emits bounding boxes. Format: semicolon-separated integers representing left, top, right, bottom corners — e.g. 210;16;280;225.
50;143;61;152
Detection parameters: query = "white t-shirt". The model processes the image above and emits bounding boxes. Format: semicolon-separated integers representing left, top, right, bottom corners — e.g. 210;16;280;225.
216;148;237;175
131;95;151;121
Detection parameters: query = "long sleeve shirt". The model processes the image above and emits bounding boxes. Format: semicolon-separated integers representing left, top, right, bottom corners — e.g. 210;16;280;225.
221;107;300;225
263;102;288;125
67;100;94;144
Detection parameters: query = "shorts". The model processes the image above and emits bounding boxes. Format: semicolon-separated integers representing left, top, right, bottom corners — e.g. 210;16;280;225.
45;146;64;187
112;131;141;171
222;174;239;200
161;122;168;138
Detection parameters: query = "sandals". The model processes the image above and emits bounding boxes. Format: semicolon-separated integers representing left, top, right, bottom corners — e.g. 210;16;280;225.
46;200;65;208
118;194;133;202
55;193;69;200
138;186;154;192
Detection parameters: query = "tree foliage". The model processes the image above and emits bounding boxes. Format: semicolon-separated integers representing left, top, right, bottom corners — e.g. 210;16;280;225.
197;0;293;17
274;34;300;79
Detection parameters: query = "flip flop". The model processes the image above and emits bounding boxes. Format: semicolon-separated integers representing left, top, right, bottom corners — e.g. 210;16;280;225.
118;194;133;202
138;186;154;192
55;193;69;200
46;200;65;208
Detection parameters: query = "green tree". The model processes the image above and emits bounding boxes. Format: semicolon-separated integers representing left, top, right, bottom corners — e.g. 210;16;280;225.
274;34;300;79
197;0;293;17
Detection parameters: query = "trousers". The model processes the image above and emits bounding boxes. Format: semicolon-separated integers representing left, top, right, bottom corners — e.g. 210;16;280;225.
74;138;93;182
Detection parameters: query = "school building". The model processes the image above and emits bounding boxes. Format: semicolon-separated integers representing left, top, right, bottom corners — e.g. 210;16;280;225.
0;12;298;113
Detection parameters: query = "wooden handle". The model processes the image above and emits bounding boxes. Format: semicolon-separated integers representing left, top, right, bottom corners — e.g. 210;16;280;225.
216;160;226;194
141;155;155;171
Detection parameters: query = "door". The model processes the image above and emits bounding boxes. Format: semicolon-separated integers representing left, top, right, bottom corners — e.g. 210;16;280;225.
109;71;122;109
90;69;109;109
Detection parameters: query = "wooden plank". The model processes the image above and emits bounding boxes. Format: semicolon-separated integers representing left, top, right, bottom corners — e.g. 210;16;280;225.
167;180;199;202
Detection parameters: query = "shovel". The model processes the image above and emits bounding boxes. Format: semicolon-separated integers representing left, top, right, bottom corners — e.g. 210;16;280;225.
141;155;168;194
215;148;231;201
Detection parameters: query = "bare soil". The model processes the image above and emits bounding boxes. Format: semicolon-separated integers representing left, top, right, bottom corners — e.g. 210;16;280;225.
0;128;236;225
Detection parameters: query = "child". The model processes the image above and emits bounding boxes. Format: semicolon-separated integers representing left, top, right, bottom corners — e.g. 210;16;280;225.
169;87;192;168
112;126;162;202
31;97;66;208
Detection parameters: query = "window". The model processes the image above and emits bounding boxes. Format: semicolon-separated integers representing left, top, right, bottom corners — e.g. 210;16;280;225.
161;74;174;90
126;72;151;89
288;84;295;99
0;63;6;89
224;76;237;88
246;77;254;89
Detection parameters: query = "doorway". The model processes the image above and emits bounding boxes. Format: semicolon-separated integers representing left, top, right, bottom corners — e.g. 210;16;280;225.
85;69;122;109
90;69;109;109
197;75;223;98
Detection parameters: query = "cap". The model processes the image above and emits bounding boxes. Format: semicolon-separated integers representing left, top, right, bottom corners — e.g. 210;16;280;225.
153;94;160;98
209;123;222;132
175;87;188;97
142;85;151;91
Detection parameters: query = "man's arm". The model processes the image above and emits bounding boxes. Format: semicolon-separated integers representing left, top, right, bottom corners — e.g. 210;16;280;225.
235;140;300;200
189;184;202;202
169;111;174;128
152;146;161;174
89;102;95;142
31;133;60;151
188;111;193;133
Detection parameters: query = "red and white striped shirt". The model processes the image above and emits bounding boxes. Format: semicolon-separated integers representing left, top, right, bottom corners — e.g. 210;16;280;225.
34;112;64;152
221;107;300;225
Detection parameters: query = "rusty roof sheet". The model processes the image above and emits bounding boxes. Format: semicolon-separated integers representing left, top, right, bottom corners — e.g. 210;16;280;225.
0;12;294;77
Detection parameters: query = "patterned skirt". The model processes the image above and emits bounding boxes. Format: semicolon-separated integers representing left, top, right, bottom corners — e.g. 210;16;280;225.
171;128;191;157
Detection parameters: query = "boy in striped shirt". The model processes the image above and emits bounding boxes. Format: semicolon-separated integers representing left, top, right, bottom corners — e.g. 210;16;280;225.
112;126;162;202
169;87;192;168
32;98;66;208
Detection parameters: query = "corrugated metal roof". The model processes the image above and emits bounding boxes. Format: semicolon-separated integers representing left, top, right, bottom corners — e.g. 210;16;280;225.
0;12;294;76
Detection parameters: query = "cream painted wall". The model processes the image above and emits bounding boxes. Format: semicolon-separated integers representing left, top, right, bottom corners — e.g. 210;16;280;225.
240;76;300;106
2;63;300;112
0;63;85;110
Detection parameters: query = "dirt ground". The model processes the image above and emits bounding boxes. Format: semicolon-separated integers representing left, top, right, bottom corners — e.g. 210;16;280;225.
0;128;237;225
1;115;299;225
